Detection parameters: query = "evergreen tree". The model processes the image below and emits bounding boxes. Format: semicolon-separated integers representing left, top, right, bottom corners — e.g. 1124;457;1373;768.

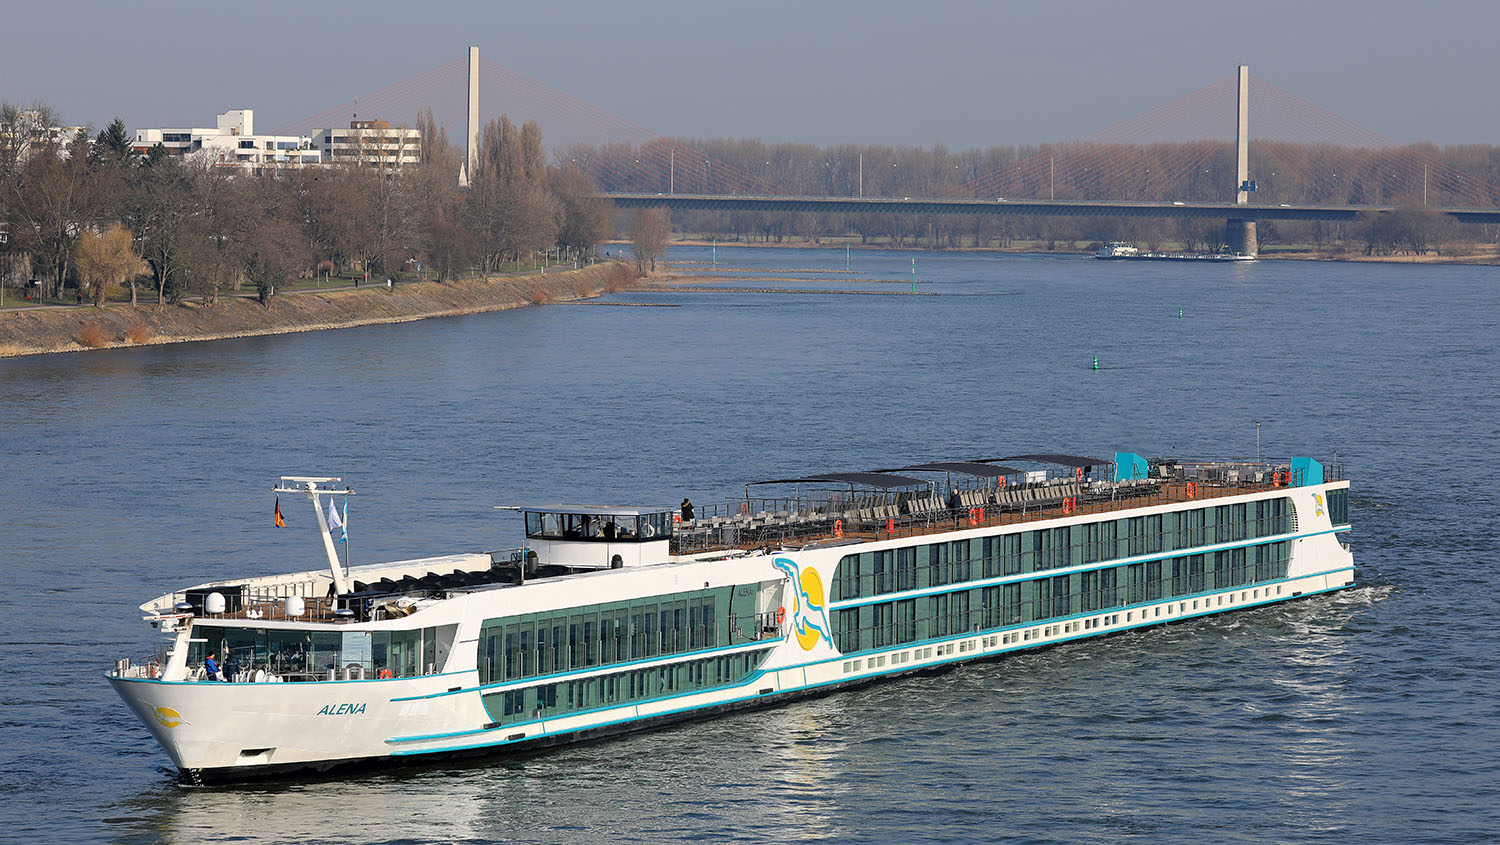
93;118;134;163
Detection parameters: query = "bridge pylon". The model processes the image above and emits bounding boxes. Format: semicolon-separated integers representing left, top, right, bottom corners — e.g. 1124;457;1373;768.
460;45;478;187
1227;64;1257;256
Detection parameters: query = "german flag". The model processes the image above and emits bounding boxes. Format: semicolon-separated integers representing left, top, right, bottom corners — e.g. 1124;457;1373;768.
274;497;286;528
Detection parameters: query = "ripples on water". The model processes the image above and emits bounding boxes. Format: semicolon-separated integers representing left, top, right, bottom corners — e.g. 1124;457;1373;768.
2;247;1498;843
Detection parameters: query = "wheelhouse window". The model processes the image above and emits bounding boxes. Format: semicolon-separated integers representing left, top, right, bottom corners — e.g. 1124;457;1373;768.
524;510;670;542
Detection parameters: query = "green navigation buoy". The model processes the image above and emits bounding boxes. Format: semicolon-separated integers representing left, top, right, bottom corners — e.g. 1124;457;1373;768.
1092;355;1099;371
1178;308;1183;318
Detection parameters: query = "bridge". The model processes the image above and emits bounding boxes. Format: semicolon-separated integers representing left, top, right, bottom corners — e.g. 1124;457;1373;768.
604;193;1500;225
275;50;1500;254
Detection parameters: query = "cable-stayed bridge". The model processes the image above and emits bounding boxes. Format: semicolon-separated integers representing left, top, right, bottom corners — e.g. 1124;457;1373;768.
273;49;1500;248
603;194;1500;225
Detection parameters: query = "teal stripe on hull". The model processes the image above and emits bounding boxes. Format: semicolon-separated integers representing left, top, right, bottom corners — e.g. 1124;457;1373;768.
390;569;1354;757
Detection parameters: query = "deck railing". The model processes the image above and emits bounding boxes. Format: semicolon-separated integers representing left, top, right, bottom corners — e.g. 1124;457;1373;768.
672;457;1341;556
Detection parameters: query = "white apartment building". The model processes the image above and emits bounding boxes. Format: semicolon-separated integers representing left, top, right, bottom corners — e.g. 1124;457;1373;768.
312;119;422;168
0;111;88;158
132;110;322;168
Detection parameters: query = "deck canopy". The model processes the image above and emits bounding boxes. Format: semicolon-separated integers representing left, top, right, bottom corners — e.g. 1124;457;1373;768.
882;461;1025;478
980;453;1108;469
748;471;928;489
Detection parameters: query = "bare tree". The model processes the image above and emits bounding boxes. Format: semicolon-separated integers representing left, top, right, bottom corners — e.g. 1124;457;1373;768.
240;174;313;303
128;156;195;304
5;130;101;298
178;158;251;304
631;208;670;273
466;115;561;272
550;165;613;255
0;101;61;177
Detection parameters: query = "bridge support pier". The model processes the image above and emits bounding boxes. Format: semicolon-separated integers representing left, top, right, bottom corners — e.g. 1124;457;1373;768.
1226;219;1257;257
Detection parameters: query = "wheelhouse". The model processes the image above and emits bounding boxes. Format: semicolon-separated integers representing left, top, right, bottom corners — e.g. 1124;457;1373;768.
521;505;674;569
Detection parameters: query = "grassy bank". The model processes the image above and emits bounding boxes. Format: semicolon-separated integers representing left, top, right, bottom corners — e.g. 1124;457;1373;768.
0;263;635;359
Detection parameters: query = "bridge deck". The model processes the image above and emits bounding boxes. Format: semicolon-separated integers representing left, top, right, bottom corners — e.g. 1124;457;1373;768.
608;193;1500;223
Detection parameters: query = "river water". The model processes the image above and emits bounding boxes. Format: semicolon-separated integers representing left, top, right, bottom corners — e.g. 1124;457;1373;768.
1;246;1497;843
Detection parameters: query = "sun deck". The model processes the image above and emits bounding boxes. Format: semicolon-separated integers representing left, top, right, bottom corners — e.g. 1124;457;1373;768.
672;457;1343;556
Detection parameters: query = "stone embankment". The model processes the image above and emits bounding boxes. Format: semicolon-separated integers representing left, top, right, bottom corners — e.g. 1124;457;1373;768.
0;264;631;358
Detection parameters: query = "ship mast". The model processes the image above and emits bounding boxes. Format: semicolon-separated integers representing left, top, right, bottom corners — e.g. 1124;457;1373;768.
273;476;355;595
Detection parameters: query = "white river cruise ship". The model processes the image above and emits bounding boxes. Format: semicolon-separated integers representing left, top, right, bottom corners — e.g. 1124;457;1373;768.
109;452;1354;782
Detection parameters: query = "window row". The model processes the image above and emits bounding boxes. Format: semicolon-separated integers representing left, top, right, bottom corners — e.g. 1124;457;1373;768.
833;498;1293;601
831;542;1290;655
481;646;772;726
477;583;763;685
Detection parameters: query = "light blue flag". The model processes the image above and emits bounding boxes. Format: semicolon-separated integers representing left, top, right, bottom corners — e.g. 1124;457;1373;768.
340;498;349;544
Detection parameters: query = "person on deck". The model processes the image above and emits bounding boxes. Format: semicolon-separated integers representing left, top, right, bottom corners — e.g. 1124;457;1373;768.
681;498;695;522
204;652;221;682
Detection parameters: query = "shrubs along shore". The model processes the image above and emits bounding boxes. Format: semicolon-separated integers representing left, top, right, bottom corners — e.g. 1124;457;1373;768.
0;263;634;359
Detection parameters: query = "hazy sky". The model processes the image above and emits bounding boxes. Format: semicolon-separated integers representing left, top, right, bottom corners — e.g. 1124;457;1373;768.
4;0;1496;150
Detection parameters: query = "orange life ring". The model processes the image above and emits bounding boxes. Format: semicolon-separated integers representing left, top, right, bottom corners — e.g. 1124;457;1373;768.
673;513;681;524
886;517;895;533
1063;496;1076;514
997;476;1006;488
968;507;980;527
833;518;844;538
377;668;393;679
776;606;786;625
1076;466;1084;480
1186;481;1198;498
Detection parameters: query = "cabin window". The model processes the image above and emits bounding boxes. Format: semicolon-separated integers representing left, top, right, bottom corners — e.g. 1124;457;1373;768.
1327;489;1349;526
480;646;773;727
477;583;756;685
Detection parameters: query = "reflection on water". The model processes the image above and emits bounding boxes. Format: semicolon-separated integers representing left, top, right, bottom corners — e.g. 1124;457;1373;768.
105;769;497;845
748;704;852;841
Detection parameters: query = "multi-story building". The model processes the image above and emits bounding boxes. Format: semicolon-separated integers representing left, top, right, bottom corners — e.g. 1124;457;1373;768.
130;111;423;171
313;119;422;168
132;110;321;169
0;110;89;159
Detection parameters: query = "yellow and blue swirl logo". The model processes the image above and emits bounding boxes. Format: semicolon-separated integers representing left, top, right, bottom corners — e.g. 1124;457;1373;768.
1313;493;1325;517
153;706;183;728
773;557;833;651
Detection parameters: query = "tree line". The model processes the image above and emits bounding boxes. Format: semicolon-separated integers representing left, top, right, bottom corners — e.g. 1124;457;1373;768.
0;102;616;306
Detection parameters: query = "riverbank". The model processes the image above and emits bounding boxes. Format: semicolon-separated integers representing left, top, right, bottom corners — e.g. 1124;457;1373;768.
0;263;633;358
